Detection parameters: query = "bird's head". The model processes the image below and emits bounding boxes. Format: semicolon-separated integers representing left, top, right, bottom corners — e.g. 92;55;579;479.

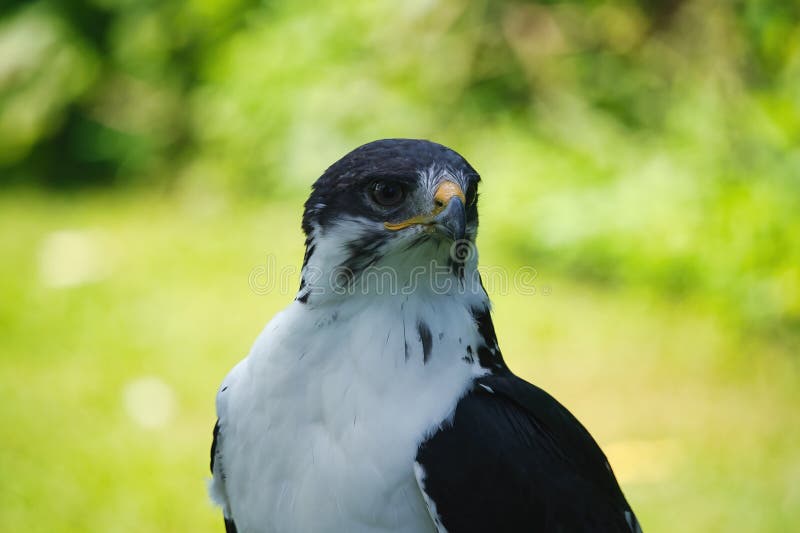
298;139;482;302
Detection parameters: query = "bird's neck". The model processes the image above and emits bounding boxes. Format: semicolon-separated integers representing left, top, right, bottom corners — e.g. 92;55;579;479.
296;235;483;306
288;229;507;374
281;273;506;375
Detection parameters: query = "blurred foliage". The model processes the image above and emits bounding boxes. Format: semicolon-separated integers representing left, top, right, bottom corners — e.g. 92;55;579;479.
1;0;798;342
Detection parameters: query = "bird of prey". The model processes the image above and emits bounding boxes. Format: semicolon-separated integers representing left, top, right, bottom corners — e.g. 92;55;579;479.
210;139;642;533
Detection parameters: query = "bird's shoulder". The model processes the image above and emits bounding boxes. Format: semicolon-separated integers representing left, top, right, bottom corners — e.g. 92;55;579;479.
211;357;249;472
209;358;249;531
414;371;641;532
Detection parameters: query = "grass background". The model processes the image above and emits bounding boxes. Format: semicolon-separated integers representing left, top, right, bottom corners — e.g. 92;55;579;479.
2;0;800;531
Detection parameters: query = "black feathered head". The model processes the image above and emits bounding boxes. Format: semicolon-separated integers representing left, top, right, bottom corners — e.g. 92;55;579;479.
303;139;480;241
298;139;483;301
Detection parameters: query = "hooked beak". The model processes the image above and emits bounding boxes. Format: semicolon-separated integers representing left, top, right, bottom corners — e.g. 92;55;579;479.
384;180;467;241
432;195;466;241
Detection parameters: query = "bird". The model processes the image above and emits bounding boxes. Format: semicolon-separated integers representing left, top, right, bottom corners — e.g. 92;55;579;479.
209;139;642;533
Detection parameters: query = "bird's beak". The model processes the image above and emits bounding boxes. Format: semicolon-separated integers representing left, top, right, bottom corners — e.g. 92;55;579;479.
384;180;466;241
432;191;466;241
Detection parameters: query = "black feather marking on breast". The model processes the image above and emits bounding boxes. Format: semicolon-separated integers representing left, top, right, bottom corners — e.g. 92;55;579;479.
210;420;220;474
224;517;238;533
418;321;433;363
302;237;316;269
447;255;465;281
469;305;508;372
402;299;410;361
462;345;474;364
477;346;499;370
298;237;316;299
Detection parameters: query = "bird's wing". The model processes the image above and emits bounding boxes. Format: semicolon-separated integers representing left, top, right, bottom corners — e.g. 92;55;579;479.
414;372;642;533
210;360;246;533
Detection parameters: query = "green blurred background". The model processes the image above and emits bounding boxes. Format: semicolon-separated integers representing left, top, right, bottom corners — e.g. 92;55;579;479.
2;0;799;531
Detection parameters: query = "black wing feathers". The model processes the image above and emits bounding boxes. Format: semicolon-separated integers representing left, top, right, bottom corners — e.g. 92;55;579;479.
211;419;220;474
211;419;239;533
416;372;640;532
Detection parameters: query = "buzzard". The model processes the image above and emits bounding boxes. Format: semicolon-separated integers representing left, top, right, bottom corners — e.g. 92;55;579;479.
210;139;641;533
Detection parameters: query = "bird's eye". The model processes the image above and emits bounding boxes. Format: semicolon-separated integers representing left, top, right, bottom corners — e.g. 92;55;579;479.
369;181;406;207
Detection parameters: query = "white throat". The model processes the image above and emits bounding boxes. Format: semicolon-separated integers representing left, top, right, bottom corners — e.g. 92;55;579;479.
297;218;483;306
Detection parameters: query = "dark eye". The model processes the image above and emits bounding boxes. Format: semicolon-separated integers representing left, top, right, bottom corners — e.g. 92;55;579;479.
369;180;406;207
